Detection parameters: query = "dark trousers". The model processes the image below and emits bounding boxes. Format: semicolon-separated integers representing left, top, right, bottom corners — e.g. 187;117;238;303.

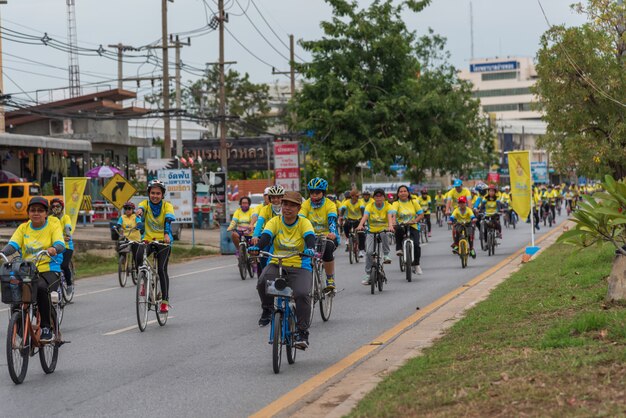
257;264;313;332
38;271;60;329
136;243;171;301
424;213;432;232
394;225;421;265
61;249;73;285
343;219;365;250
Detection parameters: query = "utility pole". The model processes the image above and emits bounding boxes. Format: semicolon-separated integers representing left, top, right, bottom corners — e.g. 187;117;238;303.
218;0;230;223
0;1;7;133
107;43;140;90
171;35;191;157
162;0;173;158
66;0;81;97
272;34;300;132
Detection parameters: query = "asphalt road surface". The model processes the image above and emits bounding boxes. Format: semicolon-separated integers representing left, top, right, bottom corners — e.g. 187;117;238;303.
0;213;561;417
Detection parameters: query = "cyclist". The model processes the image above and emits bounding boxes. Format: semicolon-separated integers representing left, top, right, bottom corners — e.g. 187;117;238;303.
416;188;432;238
361;190;372;206
135;179;176;314
339;189;365;258
445;179;472;216
251;191;316;349
1;197;65;342
391;185;424;275
299;178;339;290
49;197;75;294
479;185;503;239
564;186;575;213
356;188;394;285
435;189;446;222
252;186;284;275
227;196;254;254
115;201;142;276
249;187;271;232
448;196;477;258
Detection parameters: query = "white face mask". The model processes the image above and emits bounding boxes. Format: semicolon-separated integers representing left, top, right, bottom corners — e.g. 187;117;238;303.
272;204;282;214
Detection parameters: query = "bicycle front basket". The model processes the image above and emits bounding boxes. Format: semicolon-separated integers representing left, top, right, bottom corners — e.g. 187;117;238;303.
265;280;293;298
0;260;38;304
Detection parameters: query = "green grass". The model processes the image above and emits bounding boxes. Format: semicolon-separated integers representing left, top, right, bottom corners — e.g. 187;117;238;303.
74;245;217;279
349;243;626;417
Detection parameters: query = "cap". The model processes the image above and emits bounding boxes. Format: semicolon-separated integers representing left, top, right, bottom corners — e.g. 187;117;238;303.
373;188;385;196
458;196;468;204
282;191;303;205
28;196;49;211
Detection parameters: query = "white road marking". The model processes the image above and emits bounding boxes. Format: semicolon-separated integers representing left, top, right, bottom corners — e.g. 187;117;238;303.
103;316;175;335
171;263;236;278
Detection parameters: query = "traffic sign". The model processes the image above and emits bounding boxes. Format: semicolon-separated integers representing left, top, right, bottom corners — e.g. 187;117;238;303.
101;174;137;210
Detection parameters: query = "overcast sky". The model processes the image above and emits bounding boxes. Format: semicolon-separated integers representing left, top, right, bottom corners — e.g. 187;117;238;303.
2;0;586;103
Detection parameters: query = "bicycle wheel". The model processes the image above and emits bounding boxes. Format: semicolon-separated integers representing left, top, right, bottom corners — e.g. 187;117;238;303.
39;310;59;376
136;271;149;332
377;268;384;292
320;287;333;322
487;231;494;256
272;312;282;374
118;253;127;287
370;269;376;295
310;268;320;325
353;237;360;264
238;249;248;280
511;212;517;229
399;252;405;272
56;292;64;327
422;225;429;243
348;236;354;264
155;276;168;326
6;310;29;384
286;310;297;365
459;239;469;268
479;224;486;251
405;243;412;283
62;261;76;304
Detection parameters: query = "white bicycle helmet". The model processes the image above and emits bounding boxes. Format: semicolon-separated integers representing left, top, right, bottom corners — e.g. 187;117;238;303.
267;185;285;196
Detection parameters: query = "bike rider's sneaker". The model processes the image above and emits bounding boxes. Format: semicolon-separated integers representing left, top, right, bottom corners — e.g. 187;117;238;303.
325;277;336;291
452;245;459;254
416;265;423;275
470;249;476;259
295;330;309;350
396;250;403;256
361;274;371;286
383;255;392;264
258;309;272;327
358;250;365;258
159;301;169;313
428;232;432;237
40;327;54;343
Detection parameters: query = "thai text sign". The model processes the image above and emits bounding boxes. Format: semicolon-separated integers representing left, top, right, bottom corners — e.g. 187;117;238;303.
274;142;300;192
157;169;193;223
182;137;273;171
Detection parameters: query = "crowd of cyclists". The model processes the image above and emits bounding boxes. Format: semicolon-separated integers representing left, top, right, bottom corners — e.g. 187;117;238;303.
0;174;598;379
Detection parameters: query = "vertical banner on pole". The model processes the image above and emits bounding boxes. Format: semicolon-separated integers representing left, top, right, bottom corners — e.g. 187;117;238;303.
274;142;300;192
507;151;531;220
63;177;88;231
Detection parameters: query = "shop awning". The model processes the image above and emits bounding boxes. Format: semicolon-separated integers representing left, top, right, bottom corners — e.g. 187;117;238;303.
0;133;92;152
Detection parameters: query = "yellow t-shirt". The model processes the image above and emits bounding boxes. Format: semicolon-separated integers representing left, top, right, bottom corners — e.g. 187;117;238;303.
416;195;432;214
482;197;499;216
446;188;472;209
390;199;423;230
341;198;365;220
450;207;475;224
500;192;511;204
118;214;141;242
435;193;445;206
364;201;392;233
228;208;253;234
299;198;338;235
8;219;64;273
138;200;176;242
263;216;315;271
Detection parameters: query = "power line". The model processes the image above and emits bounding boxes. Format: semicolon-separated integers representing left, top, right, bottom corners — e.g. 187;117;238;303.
249;0;305;62
234;0;290;62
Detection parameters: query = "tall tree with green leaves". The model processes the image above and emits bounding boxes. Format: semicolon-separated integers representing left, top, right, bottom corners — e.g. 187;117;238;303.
535;0;626;179
294;0;493;187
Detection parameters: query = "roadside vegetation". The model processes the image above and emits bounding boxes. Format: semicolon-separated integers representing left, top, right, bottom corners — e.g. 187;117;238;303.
74;245;216;279
350;243;626;417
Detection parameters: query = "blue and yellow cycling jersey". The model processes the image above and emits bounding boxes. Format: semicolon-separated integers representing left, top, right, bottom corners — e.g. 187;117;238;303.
138;200;176;242
450;207;475;224
58;214;74;250
263;216;315;271
390;199;423;230
446;187;472;209
364;201;393;233
228;208;253;234
8;219;64;273
416;195;432;214
341;198;365;220
117;213;142;242
253;204;281;236
299;198;337;235
481;197;499;216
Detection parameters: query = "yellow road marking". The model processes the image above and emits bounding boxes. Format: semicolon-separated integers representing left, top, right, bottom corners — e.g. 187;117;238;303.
251;224;566;418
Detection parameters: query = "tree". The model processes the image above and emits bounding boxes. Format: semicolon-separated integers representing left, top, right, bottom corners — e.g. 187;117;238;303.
534;0;626;179
294;0;493;187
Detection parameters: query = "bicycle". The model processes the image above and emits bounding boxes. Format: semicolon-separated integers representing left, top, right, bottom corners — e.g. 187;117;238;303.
484;215;499;256
436;205;445;227
346;222;361;265
541;202;554;227
476;213;488;252
397;223;415;282
367;232;387;294
309;235;333;324
1;251;67;384
556;198;562;217
452;222;473;268
135;241;169;332
117;237;137;288
419;218;429;243
259;250;310;374
235;230;255;280
60;259;76;303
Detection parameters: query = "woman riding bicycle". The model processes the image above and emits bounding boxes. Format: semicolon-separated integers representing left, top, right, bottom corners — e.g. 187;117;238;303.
49;197;75;294
448;196;477;259
1;197;65;342
416;188;432;238
251;191;316;349
115;201;141;274
339;189;365;258
252;185;285;275
479;185;503;239
391;185;424;275
228;196;254;252
135;179;176;314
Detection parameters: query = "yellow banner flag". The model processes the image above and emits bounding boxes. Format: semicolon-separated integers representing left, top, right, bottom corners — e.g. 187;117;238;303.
507;151;532;219
63;177;88;231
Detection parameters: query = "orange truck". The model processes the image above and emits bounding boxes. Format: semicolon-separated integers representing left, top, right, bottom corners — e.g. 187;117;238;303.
0;182;63;222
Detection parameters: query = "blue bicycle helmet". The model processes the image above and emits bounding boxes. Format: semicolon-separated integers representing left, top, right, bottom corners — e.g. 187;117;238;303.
307;177;328;192
453;179;463;188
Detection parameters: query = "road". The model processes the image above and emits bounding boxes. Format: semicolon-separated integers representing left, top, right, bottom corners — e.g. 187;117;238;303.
0;214;560;417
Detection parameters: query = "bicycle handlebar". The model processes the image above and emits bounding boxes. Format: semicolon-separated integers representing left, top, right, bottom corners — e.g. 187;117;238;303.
257;250;314;259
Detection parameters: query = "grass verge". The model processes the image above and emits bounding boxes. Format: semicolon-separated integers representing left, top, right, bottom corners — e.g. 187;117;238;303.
74;245;217;279
349;243;626;417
